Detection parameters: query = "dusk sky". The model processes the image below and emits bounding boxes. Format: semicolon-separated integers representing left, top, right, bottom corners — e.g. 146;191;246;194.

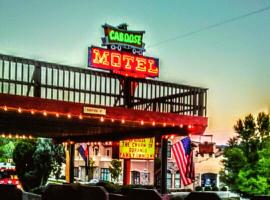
1;0;270;144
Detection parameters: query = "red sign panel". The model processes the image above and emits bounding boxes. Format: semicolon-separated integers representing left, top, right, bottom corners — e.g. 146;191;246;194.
88;46;159;78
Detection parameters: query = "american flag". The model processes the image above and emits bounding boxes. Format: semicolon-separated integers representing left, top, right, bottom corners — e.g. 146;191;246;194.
172;137;195;186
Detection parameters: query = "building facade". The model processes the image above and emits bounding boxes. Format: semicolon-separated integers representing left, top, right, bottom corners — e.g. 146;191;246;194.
73;136;224;189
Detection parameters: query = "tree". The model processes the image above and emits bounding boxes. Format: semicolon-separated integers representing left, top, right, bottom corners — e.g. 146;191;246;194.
109;159;122;182
13;138;65;191
88;158;96;180
221;112;270;197
0;138;17;162
51;143;65;180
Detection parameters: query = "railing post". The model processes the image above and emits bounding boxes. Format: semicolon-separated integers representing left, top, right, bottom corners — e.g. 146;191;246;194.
33;65;41;98
198;91;204;116
123;78;132;108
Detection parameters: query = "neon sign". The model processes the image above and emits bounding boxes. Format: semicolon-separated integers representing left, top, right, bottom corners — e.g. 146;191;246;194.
88;46;159;78
102;24;145;55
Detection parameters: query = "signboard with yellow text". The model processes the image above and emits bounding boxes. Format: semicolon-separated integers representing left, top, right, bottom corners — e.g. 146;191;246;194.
119;137;155;159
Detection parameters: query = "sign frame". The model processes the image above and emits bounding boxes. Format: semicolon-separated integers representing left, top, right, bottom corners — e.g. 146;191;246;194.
119;137;155;160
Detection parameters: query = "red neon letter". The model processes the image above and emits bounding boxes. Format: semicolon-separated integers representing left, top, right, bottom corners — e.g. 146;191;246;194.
147;59;158;75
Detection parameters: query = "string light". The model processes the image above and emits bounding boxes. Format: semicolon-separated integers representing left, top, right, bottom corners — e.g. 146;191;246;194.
0;106;198;131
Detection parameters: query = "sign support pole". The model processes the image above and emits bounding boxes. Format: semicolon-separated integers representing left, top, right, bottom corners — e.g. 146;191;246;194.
161;138;168;194
123;159;131;185
66;143;75;183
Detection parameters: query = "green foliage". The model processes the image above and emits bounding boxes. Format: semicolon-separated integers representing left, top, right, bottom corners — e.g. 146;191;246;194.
220;186;228;191
212;185;219;191
204;186;212;191
51;143;65;180
221;112;270;197
13;138;65;191
109;159;122;182
88;158;95;180
195;186;203;191
0;138;17;162
13;139;37;191
96;181;155;195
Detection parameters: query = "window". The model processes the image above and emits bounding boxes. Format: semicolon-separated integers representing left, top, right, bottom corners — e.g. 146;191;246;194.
74;167;79;178
94;147;99;156
175;172;180;188
106;149;110;157
131;171;140;185
100;168;110;181
167;141;172;158
167;171;172;188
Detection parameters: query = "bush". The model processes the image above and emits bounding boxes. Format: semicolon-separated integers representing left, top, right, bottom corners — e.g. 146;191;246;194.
95;182;155;195
169;188;192;192
204;186;212;191
195;186;203;191
221;186;228;191
212;185;219;191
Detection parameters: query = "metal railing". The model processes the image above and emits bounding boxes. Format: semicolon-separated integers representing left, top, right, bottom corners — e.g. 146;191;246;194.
0;54;207;116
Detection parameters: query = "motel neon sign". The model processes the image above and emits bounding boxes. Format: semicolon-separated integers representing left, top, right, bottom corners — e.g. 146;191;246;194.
88;46;159;78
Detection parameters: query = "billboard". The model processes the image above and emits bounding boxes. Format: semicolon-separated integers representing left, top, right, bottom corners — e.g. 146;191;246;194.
119;137;155;159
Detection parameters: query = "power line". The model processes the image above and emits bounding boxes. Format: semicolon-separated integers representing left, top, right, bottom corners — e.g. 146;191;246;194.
148;5;270;48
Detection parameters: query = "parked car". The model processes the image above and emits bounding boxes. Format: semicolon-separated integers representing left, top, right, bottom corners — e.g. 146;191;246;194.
0;167;21;189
